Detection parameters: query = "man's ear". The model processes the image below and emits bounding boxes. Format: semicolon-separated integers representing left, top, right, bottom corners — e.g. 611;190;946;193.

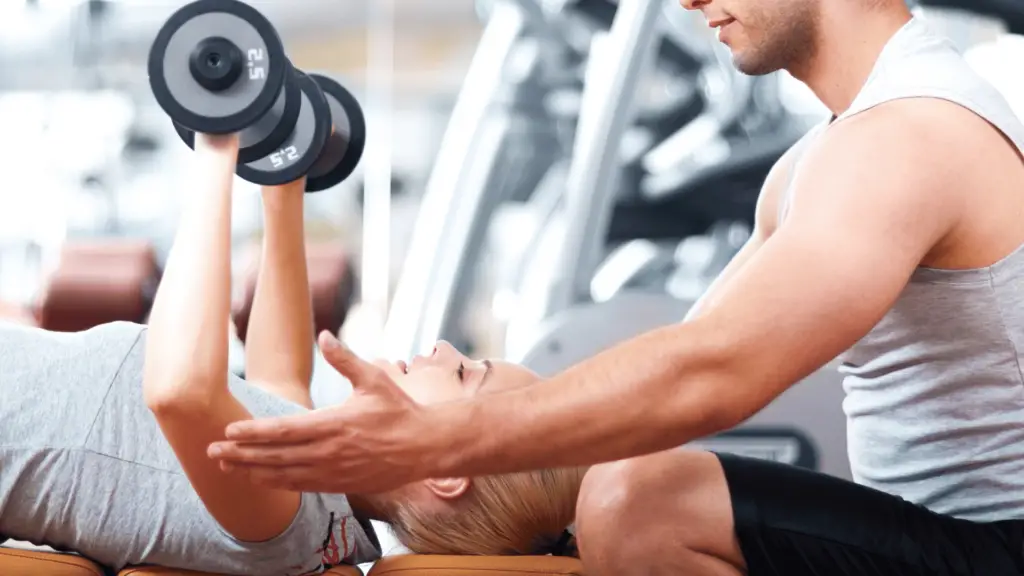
423;477;471;500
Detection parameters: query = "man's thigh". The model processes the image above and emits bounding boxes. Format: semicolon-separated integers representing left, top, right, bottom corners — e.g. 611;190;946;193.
718;452;1024;575
578;450;1024;576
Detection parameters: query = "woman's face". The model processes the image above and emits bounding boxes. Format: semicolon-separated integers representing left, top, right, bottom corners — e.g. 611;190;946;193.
365;344;562;544
373;340;539;404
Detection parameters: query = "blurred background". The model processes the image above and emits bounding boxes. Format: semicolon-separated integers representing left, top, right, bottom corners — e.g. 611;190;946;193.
1;0;1023;560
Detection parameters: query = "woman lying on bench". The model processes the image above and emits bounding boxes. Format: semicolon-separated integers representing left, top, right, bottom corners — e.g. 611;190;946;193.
0;134;583;576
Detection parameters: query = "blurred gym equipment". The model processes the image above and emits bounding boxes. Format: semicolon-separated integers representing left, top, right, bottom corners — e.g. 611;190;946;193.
232;241;357;344
382;0;565;358
37;240;162;333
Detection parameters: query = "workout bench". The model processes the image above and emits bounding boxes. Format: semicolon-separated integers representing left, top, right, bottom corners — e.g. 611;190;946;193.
0;547;362;576
0;547;585;576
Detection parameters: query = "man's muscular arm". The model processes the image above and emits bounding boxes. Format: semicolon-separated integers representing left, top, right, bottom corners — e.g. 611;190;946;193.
434;103;961;476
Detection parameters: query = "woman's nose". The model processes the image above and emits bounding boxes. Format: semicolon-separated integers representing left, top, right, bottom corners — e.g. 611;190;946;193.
432;340;459;362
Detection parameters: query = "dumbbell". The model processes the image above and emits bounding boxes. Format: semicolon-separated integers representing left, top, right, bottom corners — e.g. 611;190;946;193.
148;0;366;191
229;70;366;191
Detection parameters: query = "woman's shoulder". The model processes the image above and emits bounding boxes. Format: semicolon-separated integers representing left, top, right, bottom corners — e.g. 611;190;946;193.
0;321;147;384
0;320;145;347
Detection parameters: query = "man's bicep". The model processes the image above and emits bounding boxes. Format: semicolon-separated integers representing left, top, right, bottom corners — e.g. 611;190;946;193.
694;220;916;423
697;124;956;417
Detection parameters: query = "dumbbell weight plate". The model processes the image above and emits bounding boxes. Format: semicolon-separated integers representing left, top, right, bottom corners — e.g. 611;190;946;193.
305;74;368;193
235;70;331;187
172;58;301;163
149;0;286;135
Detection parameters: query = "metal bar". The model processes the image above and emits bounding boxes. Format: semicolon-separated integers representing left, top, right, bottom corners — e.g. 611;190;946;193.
545;0;663;314
382;1;527;359
358;0;396;354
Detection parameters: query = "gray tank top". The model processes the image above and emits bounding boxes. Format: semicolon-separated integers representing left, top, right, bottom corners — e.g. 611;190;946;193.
782;18;1024;523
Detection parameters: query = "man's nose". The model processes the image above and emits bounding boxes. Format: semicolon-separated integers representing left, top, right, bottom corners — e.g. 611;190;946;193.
680;0;710;11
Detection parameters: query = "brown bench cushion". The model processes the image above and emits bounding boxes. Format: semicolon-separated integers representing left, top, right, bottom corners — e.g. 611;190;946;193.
0;547;105;576
0;548;362;576
368;555;585;576
118;565;362;575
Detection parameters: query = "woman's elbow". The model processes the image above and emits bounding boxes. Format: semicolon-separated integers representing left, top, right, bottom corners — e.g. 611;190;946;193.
143;373;222;417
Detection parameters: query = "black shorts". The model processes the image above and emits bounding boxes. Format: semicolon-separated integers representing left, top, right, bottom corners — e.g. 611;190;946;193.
716;452;1024;576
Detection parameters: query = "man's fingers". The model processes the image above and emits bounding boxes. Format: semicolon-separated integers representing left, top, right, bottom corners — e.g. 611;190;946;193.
222;408;340;443
318;331;380;387
207;438;337;465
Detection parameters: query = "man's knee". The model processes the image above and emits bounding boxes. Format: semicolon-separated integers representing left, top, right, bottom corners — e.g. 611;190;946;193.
575;450;743;573
577;451;725;552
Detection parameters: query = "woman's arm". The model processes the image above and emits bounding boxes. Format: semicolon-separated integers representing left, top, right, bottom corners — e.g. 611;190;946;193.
143;133;301;542
244;183;315;408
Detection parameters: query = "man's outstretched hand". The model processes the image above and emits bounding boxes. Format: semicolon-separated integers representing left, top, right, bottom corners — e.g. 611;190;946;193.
207;331;442;494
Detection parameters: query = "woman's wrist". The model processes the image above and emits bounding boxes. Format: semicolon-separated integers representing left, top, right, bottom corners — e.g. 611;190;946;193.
260;185;305;231
260;180;305;205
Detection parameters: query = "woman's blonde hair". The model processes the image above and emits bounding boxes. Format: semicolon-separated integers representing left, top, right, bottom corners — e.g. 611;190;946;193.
389;467;586;556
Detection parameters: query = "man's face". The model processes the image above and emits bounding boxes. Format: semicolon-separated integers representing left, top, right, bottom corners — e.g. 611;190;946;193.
682;0;820;76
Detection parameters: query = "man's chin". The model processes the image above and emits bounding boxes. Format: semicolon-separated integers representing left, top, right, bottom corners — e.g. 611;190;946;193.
732;54;782;77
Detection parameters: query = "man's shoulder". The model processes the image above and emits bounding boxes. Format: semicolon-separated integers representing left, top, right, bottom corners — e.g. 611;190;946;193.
800;100;968;188
825;98;986;159
781;102;964;235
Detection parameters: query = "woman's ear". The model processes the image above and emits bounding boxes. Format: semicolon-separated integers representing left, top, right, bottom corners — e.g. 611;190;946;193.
423;477;471;500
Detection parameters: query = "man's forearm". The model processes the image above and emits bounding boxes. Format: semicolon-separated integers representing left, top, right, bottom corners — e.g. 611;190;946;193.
432;320;744;477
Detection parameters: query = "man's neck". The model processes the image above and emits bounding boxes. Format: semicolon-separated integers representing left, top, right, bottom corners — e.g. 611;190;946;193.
791;7;913;116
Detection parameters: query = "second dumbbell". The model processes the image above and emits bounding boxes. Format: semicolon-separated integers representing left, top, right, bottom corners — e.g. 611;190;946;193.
175;68;367;192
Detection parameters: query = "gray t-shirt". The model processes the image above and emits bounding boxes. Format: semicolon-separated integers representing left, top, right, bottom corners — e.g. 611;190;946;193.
0;321;380;575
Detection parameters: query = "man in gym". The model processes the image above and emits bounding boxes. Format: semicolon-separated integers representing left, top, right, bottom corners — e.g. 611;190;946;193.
209;0;1024;573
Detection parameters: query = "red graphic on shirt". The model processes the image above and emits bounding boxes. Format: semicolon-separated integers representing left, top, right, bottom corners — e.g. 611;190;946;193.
290;511;359;575
322;523;342;565
321;513;355;564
